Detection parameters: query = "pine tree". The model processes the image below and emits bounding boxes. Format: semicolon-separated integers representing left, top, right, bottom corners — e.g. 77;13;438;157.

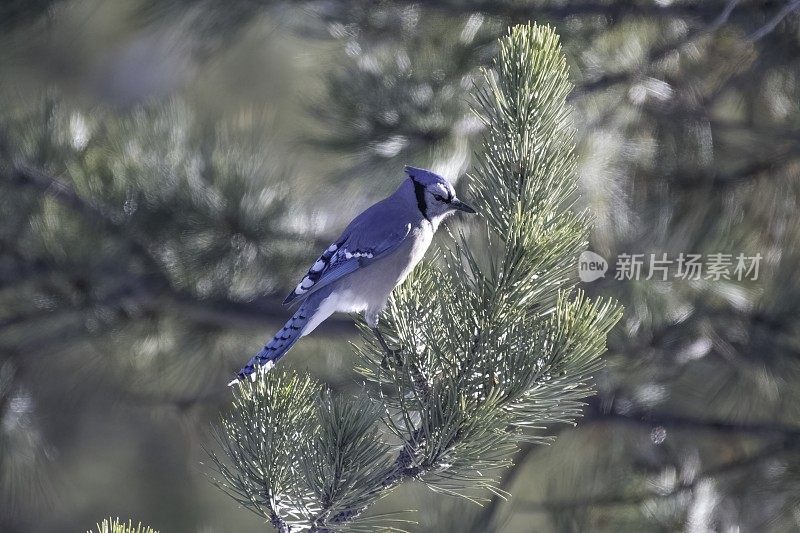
4;1;798;530
210;24;621;532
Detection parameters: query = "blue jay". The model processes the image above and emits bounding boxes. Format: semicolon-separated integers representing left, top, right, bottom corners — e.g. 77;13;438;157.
230;166;475;384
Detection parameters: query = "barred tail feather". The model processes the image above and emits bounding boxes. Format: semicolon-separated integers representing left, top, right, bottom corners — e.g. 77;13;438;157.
230;300;316;385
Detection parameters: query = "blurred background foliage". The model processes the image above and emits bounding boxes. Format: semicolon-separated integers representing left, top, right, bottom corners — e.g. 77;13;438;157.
2;0;800;531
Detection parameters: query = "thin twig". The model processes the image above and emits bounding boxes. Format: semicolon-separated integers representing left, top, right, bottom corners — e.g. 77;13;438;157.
747;0;800;41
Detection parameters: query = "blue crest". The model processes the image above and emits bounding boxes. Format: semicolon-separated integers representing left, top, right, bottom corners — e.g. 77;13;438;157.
404;166;449;187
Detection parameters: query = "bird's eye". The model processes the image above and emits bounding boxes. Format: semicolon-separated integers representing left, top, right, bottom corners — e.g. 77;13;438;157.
433;194;445;202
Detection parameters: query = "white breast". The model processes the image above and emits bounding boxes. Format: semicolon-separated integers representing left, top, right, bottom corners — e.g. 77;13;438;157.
398;222;434;284
328;221;434;327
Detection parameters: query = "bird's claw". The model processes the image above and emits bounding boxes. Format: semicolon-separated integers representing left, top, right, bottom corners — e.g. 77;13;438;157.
380;347;404;370
372;326;404;370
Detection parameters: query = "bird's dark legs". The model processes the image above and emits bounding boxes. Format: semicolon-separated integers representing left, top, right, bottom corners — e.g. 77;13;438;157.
371;326;403;369
372;326;393;353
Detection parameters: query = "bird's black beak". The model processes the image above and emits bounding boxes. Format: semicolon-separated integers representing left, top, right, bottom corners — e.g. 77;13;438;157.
451;199;476;214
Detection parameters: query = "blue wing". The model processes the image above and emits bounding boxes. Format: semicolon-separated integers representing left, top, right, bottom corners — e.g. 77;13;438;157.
283;221;412;305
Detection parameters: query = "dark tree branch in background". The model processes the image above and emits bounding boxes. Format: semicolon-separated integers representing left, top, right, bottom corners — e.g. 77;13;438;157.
9;165;165;275
471;442;537;532
411;0;784;21
168;291;355;333
470;396;800;525
673;154;799;190
747;0;800;41
593;410;800;439
6;164;181;346
5;165;355;335
573;0;739;98
581;396;800;439
519;440;790;512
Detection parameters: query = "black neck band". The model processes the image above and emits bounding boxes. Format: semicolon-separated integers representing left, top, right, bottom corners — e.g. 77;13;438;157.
411;178;430;221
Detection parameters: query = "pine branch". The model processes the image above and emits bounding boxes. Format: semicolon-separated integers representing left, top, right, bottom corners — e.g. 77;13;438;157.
88;518;158;533
212;23;621;532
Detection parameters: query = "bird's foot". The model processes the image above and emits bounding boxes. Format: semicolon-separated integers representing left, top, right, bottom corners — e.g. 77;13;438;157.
372;327;404;370
380;347;405;371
